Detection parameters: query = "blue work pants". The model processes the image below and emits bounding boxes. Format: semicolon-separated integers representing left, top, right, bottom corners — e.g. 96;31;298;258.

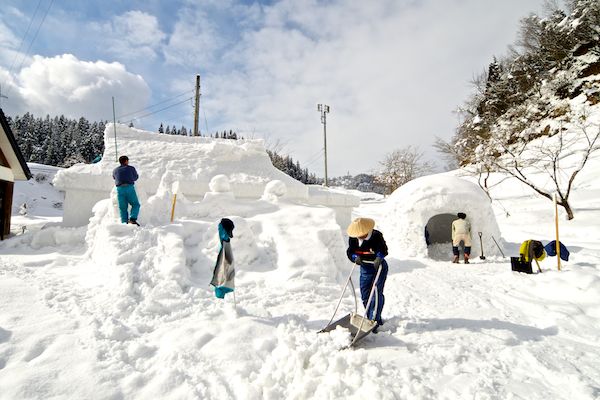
359;260;388;325
116;185;140;223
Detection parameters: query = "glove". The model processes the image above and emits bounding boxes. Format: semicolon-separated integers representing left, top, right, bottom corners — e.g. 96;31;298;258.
373;257;383;268
351;254;362;264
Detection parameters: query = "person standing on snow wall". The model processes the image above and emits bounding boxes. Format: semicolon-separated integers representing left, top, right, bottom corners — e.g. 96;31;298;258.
211;218;235;299
346;217;388;333
452;212;472;264
112;155;141;226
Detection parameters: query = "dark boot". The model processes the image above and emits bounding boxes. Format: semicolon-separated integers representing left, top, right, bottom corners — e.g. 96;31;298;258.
452;255;459;264
464;254;470;264
129;218;140;226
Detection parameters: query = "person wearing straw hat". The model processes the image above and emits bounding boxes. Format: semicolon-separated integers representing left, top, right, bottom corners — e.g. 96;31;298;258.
346;217;388;333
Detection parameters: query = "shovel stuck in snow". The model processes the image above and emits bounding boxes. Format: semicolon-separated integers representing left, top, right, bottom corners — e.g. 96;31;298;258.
318;260;382;347
478;232;486;260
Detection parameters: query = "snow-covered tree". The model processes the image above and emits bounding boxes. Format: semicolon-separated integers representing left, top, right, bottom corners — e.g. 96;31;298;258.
375;146;434;194
472;110;600;219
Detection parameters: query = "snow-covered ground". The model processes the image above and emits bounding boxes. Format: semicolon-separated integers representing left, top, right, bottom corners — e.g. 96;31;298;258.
1;147;600;399
9;163;64;232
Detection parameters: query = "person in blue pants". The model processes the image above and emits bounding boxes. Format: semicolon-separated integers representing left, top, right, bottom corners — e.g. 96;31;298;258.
346;217;389;333
112;155;141;225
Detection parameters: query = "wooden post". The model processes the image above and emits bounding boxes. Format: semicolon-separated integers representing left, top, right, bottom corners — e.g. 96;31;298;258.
112;97;118;162
170;193;177;222
193;75;200;136
0;181;14;240
553;193;561;271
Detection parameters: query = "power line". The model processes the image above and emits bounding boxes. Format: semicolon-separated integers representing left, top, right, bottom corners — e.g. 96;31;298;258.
121;97;192;124
6;0;43;78
304;149;325;168
5;0;54;99
203;109;209;134
116;89;195;119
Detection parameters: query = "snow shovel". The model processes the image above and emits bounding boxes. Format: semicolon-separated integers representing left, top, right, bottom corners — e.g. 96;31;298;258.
319;260;382;348
478;232;486;260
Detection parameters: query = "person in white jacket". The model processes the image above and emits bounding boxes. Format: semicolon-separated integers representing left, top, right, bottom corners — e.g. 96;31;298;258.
452;212;472;264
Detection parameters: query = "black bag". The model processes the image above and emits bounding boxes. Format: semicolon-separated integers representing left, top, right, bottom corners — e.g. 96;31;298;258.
511;257;533;274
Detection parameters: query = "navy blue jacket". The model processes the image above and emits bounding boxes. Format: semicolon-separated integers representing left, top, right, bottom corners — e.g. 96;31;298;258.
346;229;388;263
112;165;139;186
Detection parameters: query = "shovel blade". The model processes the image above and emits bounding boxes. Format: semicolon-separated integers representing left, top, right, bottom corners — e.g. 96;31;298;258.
319;313;377;346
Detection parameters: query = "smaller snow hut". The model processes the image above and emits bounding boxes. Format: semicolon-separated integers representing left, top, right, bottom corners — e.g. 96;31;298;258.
383;174;503;259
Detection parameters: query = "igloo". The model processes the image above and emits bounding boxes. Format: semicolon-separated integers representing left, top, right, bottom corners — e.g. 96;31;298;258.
382;174;503;260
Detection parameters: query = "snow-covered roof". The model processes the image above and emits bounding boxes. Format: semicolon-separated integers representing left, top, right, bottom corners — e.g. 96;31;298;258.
0;108;32;181
383;174;502;258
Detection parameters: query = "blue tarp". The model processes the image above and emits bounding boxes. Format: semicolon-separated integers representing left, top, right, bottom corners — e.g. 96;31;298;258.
544;241;570;261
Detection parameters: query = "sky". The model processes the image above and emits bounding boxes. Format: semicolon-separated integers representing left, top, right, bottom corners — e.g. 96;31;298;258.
0;0;545;177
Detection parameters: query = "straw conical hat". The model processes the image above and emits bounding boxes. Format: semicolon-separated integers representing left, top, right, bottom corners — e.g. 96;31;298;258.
347;217;375;238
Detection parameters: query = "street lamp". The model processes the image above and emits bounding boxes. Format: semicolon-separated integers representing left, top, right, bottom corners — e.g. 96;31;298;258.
317;104;330;186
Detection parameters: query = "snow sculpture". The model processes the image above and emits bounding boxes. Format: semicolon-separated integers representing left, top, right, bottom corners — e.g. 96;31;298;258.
262;180;287;202
209;174;232;193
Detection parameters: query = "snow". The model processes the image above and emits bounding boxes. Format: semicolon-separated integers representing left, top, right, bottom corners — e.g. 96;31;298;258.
52;124;359;228
382;174;503;259
53;124;311;226
2;137;600;398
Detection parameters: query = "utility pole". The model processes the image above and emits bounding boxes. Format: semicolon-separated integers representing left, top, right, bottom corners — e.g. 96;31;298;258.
112;97;118;162
0;85;7;107
317;104;330;186
193;74;201;136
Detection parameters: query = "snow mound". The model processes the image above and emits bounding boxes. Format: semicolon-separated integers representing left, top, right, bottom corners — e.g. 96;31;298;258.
262;180;287;202
52;124;367;227
54;124;308;200
383;174;503;258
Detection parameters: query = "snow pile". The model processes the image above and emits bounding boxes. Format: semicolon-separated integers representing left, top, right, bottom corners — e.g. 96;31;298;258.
3;150;600;398
52;124;361;227
383;174;503;259
54;124;308;200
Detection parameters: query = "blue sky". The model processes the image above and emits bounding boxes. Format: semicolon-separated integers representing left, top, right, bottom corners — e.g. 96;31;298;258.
0;0;544;176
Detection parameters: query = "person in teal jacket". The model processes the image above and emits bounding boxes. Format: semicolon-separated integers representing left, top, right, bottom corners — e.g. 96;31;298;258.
112;155;140;225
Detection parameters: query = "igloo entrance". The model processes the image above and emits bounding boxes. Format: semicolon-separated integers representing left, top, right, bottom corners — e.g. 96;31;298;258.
425;213;455;260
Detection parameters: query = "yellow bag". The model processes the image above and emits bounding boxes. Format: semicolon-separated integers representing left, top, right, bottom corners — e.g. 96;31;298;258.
519;240;546;262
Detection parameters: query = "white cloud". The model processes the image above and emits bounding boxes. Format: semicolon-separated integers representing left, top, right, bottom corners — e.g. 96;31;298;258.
92;10;166;61
163;7;223;67
3;54;150;121
198;0;543;176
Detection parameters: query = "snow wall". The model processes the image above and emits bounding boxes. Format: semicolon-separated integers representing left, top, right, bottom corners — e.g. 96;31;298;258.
53;124;358;227
382;174;503;259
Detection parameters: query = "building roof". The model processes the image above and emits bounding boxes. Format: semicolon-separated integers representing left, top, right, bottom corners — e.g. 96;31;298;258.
0;108;32;181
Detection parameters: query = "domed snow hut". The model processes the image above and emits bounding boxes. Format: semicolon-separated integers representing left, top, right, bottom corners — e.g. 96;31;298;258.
382;174;503;260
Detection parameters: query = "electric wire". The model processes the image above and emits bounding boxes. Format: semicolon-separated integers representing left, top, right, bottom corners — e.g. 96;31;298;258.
304;149;325;168
121;97;192;124
6;0;43;78
6;0;54;98
116;89;195;119
203;109;209;135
